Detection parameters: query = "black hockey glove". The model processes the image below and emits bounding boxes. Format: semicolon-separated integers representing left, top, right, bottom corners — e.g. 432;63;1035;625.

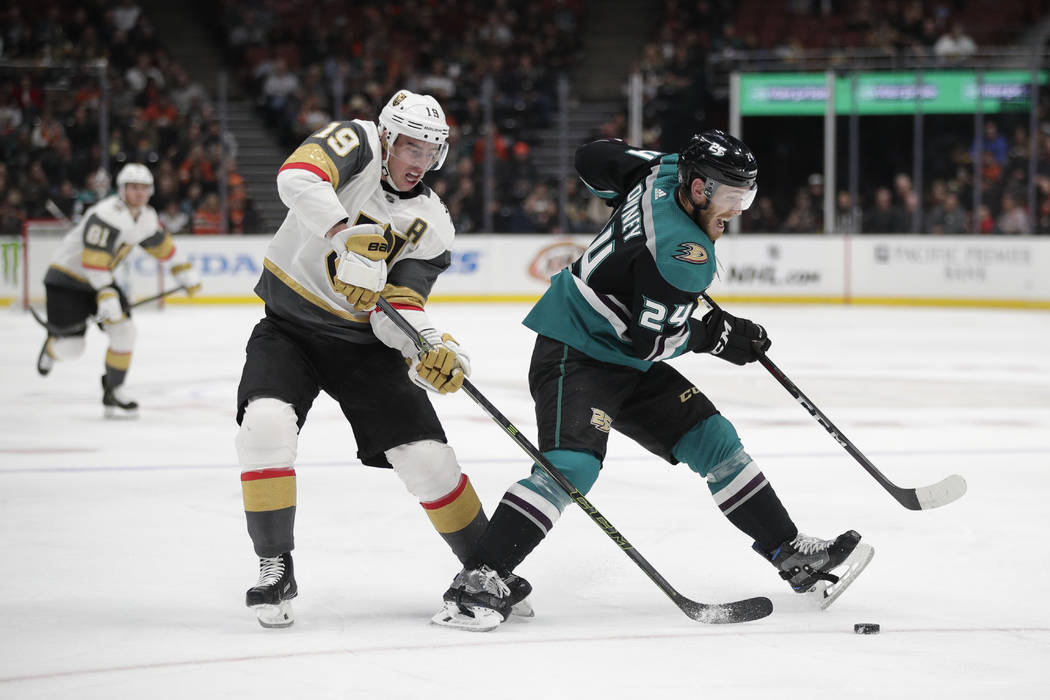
697;308;771;365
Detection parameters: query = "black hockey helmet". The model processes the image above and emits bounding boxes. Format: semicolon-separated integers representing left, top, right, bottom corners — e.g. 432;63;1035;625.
678;129;757;190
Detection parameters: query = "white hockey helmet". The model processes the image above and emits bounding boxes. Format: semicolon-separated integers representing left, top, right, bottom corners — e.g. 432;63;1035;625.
116;163;155;199
378;90;450;173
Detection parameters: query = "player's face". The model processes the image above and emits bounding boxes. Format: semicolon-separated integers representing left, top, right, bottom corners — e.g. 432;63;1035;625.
386;134;442;190
697;179;756;240
122;182;151;210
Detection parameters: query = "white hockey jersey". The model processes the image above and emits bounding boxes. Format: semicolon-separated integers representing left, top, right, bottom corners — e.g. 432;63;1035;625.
257;119;455;342
44;194;188;291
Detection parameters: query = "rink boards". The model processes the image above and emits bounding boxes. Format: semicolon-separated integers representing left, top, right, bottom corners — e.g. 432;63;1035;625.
3;233;1049;309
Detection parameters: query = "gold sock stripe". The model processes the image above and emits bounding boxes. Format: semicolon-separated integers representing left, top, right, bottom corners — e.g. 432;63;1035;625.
242;468;297;512
421;475;483;534
104;349;132;370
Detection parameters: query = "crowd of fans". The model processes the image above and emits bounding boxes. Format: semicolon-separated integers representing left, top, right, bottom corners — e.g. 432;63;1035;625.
2;0;1049;237
0;0;260;237
209;0;585;234
635;0;1050;234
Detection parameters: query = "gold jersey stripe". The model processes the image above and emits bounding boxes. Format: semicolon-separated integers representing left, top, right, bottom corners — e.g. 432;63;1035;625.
143;235;175;261
48;263;90;285
381;284;426;307
424;479;483;534
170;261;192;275
283;143;340;189
263;258;369;323
242;474;296;512
104;349;132;370
82;249;113;270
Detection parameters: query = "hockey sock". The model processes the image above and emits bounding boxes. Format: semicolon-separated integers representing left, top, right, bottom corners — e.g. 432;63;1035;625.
421;474;489;564
724;484;797;553
241;467;297;557
103;350;131;390
466;502;547;575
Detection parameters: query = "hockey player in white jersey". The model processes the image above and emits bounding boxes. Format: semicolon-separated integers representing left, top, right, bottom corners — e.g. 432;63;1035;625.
234;89;530;628
36;163;202;416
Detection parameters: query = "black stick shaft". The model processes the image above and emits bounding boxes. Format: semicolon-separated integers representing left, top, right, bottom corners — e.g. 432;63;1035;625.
699;292;955;510
374;297;765;620
31;285;188;336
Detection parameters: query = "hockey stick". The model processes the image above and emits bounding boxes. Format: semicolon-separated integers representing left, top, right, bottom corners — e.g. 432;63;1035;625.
700;293;967;511
30;285;189;336
375;297;772;624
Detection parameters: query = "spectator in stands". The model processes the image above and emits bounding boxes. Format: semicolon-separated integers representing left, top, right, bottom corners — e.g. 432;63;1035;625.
192;191;224;234
227;183;261;234
863;187;907;233
21;160;52;219
49;180;79;220
834;190;862;234
125;53;165;95
973;121;1009;167
0;190;27;235
934;21;977;62
744;195;780;233
996;192;1031;234
780;187;820;233
1035;175;1050;234
500;140;540;207
925;191;969;234
260;57;300;128
976;204;995;234
159;199;190;234
112;0;142;33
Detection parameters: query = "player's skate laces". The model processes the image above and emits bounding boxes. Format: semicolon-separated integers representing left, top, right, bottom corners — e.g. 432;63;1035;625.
246;552;298;628
431;566;532;631
755;530;865;593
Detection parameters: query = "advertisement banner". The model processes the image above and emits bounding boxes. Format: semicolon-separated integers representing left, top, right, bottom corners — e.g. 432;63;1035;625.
848;236;1050;302
705;235;845;299
740;70;1047;116
4;233;1048;309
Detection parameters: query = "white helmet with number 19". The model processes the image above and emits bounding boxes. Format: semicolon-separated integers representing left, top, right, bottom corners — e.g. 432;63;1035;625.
116;163;155;200
378;90;450;178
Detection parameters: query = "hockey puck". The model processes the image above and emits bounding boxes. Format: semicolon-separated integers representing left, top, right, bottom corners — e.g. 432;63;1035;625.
854;623;880;635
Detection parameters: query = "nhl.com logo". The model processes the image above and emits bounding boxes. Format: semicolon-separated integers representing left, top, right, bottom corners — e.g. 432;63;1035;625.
528;241;587;282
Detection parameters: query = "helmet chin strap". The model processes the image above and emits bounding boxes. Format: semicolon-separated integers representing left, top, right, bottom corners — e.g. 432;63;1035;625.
380;127;403;191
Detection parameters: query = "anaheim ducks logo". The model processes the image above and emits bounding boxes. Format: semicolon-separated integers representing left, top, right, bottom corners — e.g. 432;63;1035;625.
392;92;407;106
673;242;708;264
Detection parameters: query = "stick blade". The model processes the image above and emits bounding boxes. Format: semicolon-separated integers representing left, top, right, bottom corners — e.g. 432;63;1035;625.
914;473;967;510
676;595;773;624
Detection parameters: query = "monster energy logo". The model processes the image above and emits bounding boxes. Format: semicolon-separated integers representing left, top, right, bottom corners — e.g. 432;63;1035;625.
1;240;19;285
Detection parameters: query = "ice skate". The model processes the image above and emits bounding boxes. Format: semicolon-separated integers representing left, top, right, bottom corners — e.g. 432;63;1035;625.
246;552;298;628
755;530;873;609
101;376;139;419
36;338;55;376
505;573;535;618
431;566;531;632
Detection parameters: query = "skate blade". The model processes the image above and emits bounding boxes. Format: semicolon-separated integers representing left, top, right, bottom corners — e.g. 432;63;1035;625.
104;407;140;420
811;543;875;610
430;602;504;632
510;596;535;618
253;600;295;628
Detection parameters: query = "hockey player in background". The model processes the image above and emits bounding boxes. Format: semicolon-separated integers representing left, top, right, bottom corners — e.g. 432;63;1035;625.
234;89;530;628
432;131;874;631
35;163;202;416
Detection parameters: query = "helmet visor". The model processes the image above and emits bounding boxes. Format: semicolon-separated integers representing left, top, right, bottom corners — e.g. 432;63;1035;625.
389;134;447;171
705;179;757;211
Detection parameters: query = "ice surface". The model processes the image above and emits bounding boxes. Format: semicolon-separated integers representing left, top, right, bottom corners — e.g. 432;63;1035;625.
2;302;1048;699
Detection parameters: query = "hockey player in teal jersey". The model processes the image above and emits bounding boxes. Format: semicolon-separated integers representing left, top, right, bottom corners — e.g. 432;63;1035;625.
432;131;874;631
